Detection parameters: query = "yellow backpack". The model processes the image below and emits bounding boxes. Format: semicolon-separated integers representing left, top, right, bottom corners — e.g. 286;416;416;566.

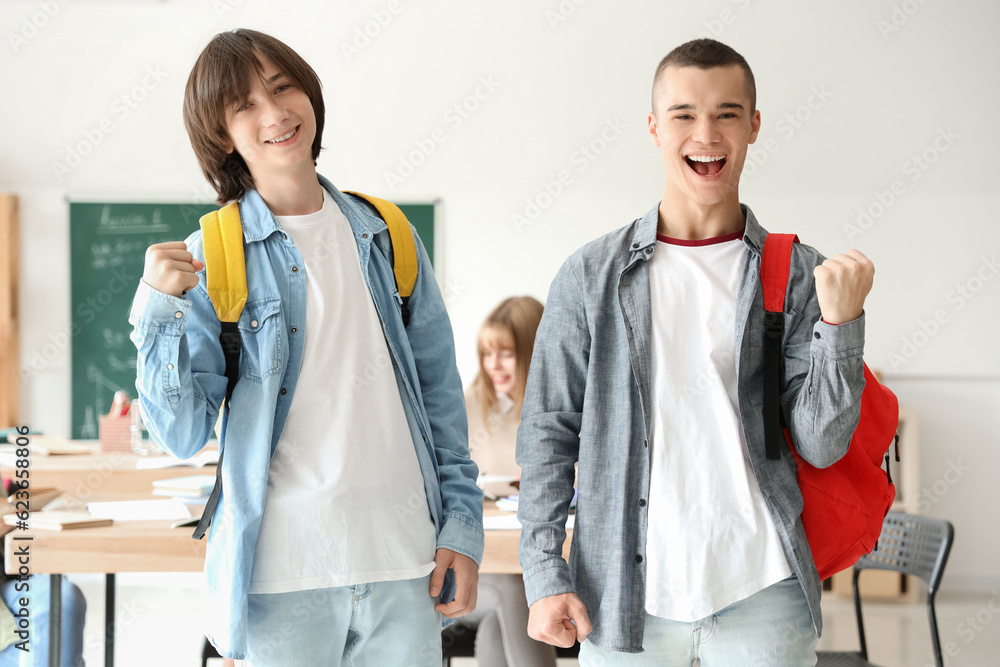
191;191;417;539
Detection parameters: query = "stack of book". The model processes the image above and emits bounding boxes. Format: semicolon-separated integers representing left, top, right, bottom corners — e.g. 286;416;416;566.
151;474;215;505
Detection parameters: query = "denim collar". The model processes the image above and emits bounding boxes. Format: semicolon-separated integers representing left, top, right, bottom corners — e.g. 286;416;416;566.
629;201;767;258
235;173;388;243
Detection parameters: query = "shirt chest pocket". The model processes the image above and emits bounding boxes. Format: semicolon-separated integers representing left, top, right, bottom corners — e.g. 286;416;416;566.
237;298;284;382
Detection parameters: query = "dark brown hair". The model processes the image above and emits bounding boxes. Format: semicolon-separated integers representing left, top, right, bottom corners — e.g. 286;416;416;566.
183;29;325;204
651;38;756;115
473;296;545;426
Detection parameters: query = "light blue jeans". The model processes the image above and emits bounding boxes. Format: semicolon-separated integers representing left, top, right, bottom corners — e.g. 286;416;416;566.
0;576;87;667
579;576;817;666
241;574;442;666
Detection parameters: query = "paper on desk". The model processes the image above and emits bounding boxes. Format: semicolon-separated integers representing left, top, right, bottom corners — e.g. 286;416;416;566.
483;514;575;531
86;499;192;521
477;474;518;486
135;449;219;470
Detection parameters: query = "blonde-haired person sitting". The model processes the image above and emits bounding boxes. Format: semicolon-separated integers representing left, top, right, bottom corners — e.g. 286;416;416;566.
459;296;556;667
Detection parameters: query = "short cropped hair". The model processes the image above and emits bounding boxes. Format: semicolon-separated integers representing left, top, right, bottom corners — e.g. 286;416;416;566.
651;38;756;116
183;29;325;204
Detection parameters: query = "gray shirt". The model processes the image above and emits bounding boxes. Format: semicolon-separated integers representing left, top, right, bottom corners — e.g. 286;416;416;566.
516;203;865;653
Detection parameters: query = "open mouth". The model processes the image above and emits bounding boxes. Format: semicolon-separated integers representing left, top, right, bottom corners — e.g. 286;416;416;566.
685;154;726;176
266;126;299;144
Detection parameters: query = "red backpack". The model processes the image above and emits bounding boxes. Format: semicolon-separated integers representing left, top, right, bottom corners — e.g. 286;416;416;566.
761;234;899;580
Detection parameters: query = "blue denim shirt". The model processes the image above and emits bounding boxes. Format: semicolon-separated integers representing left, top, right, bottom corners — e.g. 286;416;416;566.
516;203;865;653
129;176;483;660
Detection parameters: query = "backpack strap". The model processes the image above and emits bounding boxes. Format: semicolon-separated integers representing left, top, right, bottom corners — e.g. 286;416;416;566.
344;191;418;326
760;233;799;461
192;201;245;540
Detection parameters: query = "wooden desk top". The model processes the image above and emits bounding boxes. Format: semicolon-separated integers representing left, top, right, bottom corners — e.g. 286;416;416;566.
5;502;570;576
0;442;218;497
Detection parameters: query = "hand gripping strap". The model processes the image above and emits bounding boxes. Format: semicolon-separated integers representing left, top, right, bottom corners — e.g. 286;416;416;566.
760;233;799;461
199;201;247;323
344;191;418;298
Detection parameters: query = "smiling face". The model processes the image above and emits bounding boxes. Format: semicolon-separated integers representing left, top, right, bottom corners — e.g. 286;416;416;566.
648;65;760;214
478;326;518;397
224;55;317;183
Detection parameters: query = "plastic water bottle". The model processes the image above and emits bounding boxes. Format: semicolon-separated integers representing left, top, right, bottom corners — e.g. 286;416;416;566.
129;400;160;456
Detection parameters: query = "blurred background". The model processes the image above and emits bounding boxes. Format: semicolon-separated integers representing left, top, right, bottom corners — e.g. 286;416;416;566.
1;0;997;651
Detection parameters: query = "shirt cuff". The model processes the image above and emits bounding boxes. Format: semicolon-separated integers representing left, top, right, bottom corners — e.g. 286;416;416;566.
521;559;575;608
811;312;865;360
128;280;192;334
436;510;485;567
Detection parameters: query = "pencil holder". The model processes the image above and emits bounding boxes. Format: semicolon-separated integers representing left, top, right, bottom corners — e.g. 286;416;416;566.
98;415;131;453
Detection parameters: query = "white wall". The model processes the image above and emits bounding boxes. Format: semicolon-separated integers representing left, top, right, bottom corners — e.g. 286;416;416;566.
3;0;998;589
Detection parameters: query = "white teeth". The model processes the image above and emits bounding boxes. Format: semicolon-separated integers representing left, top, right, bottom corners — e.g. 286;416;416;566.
267;128;296;143
687;155;725;162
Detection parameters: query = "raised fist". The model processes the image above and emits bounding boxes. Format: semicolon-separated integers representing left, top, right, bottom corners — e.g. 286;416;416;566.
142;242;204;298
813;249;874;325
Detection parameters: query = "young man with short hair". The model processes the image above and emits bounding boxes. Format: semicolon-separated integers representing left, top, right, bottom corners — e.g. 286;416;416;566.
130;29;482;665
517;38;873;665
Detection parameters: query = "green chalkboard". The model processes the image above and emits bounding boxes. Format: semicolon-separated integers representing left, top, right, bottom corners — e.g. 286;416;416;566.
69;199;436;439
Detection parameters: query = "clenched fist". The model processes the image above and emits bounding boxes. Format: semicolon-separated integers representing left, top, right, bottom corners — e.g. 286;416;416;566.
813;249;874;325
142;242;204;298
528;592;592;648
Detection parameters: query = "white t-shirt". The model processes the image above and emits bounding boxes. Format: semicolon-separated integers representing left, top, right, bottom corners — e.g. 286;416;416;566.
249;190;436;594
644;229;791;621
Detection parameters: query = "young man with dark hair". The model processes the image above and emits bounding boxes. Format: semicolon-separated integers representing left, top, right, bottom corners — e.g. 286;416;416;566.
129;29;482;665
517;38;873;665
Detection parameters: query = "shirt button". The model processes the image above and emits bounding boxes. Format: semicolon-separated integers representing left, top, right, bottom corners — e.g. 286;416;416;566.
291;327;298;334
645;247;652;254
814;332;821;339
632;242;639;249
250;320;258;328
639;499;646;507
282;233;288;240
174;311;183;319
167;364;174;370
635;555;643;563
291;265;299;273
362;232;369;239
280;388;288;395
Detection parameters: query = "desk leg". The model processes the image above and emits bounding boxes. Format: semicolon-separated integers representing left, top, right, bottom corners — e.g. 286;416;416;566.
49;574;62;667
105;573;116;667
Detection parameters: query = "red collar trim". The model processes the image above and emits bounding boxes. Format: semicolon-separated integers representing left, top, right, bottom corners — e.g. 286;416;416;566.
656;229;745;246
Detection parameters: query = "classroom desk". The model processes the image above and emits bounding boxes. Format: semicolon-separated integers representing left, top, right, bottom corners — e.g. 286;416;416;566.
5;500;570;667
0;441;218;497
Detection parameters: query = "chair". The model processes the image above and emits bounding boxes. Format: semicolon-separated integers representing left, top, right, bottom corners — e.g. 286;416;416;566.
442;623;580;666
817;511;954;667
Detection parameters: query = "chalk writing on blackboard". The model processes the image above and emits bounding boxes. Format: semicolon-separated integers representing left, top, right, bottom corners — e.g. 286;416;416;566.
96;204;171;234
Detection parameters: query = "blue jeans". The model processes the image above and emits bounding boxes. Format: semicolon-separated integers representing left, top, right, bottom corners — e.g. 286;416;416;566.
0;576;87;667
579;576;817;666
241;574;442;666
